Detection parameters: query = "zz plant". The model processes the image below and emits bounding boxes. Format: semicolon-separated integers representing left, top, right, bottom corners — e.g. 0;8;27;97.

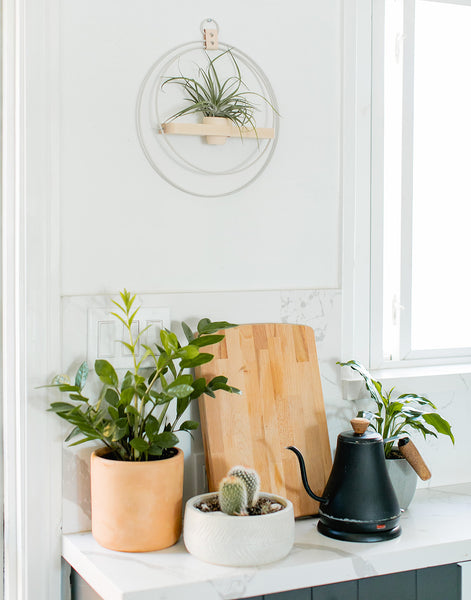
338;360;454;458
46;290;240;461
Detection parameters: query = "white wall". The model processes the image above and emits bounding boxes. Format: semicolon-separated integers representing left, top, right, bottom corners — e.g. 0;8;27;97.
55;2;471;597
57;0;471;537
59;0;341;295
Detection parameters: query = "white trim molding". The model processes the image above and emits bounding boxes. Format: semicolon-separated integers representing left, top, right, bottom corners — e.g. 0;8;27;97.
341;0;373;366
2;0;62;598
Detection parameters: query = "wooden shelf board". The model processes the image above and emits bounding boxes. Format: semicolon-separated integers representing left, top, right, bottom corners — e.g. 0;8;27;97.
160;121;274;140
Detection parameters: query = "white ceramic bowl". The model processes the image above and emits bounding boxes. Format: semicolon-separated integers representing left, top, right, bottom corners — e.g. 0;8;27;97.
183;492;295;567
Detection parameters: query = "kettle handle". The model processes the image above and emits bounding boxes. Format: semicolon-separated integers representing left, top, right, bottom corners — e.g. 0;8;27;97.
286;446;326;503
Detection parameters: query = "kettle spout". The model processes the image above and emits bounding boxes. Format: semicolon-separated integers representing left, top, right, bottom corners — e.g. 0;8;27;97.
286;446;326;503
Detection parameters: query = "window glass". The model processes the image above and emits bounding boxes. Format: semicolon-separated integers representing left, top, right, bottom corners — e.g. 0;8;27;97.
411;0;471;350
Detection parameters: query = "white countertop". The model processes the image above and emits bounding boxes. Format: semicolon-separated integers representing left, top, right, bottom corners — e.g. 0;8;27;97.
63;483;471;600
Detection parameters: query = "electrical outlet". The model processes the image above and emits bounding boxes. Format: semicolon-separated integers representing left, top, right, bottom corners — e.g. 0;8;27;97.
87;307;170;369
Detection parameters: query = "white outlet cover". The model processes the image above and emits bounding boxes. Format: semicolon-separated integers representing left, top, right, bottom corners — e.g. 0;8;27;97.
87;307;170;370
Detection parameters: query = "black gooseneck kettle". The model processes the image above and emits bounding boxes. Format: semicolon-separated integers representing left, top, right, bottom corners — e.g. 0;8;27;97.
287;417;401;542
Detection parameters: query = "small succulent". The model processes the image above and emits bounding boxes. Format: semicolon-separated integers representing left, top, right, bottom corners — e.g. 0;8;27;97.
219;476;249;516
227;465;260;507
219;465;261;516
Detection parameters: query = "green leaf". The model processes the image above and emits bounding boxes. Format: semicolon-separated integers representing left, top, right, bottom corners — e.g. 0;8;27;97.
196;318;211;333
108;406;119;420
386;401;404;416
175;345;200;360
111;418;129;441
121;370;134;391
207;375;241;395
64;426;80;442
176;396;192;417
145;415;160;439
160;329;179;353
74;362;89;390
68;393;89;402
149;390;173;405
119;341;135;355
190;378;207;398
172;374;193;386
398;393;437;409
148;443;163;456
68;436;100;447
197;319;237;335
180;420;199;431
422;413;455;443
153;432;179;448
48;402;76;413
190;334;225;347
105;388;119;407
125;405;140;417
182;321;195;342
95;360;118;387
166;383;194;399
180;353;213;369
58;384;81;393
130;438;150;452
120;387;135;406
157;353;169;371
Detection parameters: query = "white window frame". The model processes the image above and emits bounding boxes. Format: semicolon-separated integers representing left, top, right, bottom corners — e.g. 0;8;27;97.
2;0;63;598
342;0;471;375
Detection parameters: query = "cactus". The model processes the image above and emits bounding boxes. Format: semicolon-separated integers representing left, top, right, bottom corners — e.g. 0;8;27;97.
227;465;260;507
219;476;248;515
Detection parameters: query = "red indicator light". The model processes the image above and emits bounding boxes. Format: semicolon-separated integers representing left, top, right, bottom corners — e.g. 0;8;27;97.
376;524;386;529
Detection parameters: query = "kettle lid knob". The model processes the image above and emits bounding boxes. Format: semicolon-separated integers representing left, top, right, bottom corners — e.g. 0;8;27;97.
351;417;370;435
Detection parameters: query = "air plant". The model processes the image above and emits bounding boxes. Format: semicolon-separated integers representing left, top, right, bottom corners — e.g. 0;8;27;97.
161;49;277;132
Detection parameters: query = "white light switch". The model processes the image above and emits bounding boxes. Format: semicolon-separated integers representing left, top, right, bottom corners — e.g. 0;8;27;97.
97;320;115;358
88;307;170;370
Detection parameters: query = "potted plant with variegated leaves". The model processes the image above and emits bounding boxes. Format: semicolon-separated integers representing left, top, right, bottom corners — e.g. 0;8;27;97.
338;360;454;508
44;289;240;552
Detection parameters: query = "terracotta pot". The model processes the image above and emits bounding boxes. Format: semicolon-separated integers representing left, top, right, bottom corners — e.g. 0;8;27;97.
183;492;295;566
202;116;231;145
385;456;418;510
90;447;184;552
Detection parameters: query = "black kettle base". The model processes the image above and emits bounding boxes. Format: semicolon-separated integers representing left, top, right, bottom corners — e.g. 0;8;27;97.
318;521;402;543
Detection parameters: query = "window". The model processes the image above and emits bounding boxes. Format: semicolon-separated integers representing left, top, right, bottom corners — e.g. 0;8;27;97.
343;0;471;371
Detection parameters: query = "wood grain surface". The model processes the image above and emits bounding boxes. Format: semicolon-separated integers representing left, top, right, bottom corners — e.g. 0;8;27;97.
196;323;332;517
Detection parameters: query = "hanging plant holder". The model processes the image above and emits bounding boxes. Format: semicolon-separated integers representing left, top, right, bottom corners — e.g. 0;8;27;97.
136;19;279;197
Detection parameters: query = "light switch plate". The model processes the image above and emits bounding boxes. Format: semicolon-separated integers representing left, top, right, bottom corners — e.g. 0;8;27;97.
87;307;170;370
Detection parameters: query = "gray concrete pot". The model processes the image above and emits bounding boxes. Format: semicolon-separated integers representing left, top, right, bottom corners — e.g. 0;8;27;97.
385;457;418;510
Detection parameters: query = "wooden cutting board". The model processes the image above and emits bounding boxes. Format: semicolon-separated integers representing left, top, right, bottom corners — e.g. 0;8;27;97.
196;323;332;517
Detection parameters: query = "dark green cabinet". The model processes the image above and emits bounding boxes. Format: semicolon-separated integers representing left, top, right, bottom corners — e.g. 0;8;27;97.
246;563;461;600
